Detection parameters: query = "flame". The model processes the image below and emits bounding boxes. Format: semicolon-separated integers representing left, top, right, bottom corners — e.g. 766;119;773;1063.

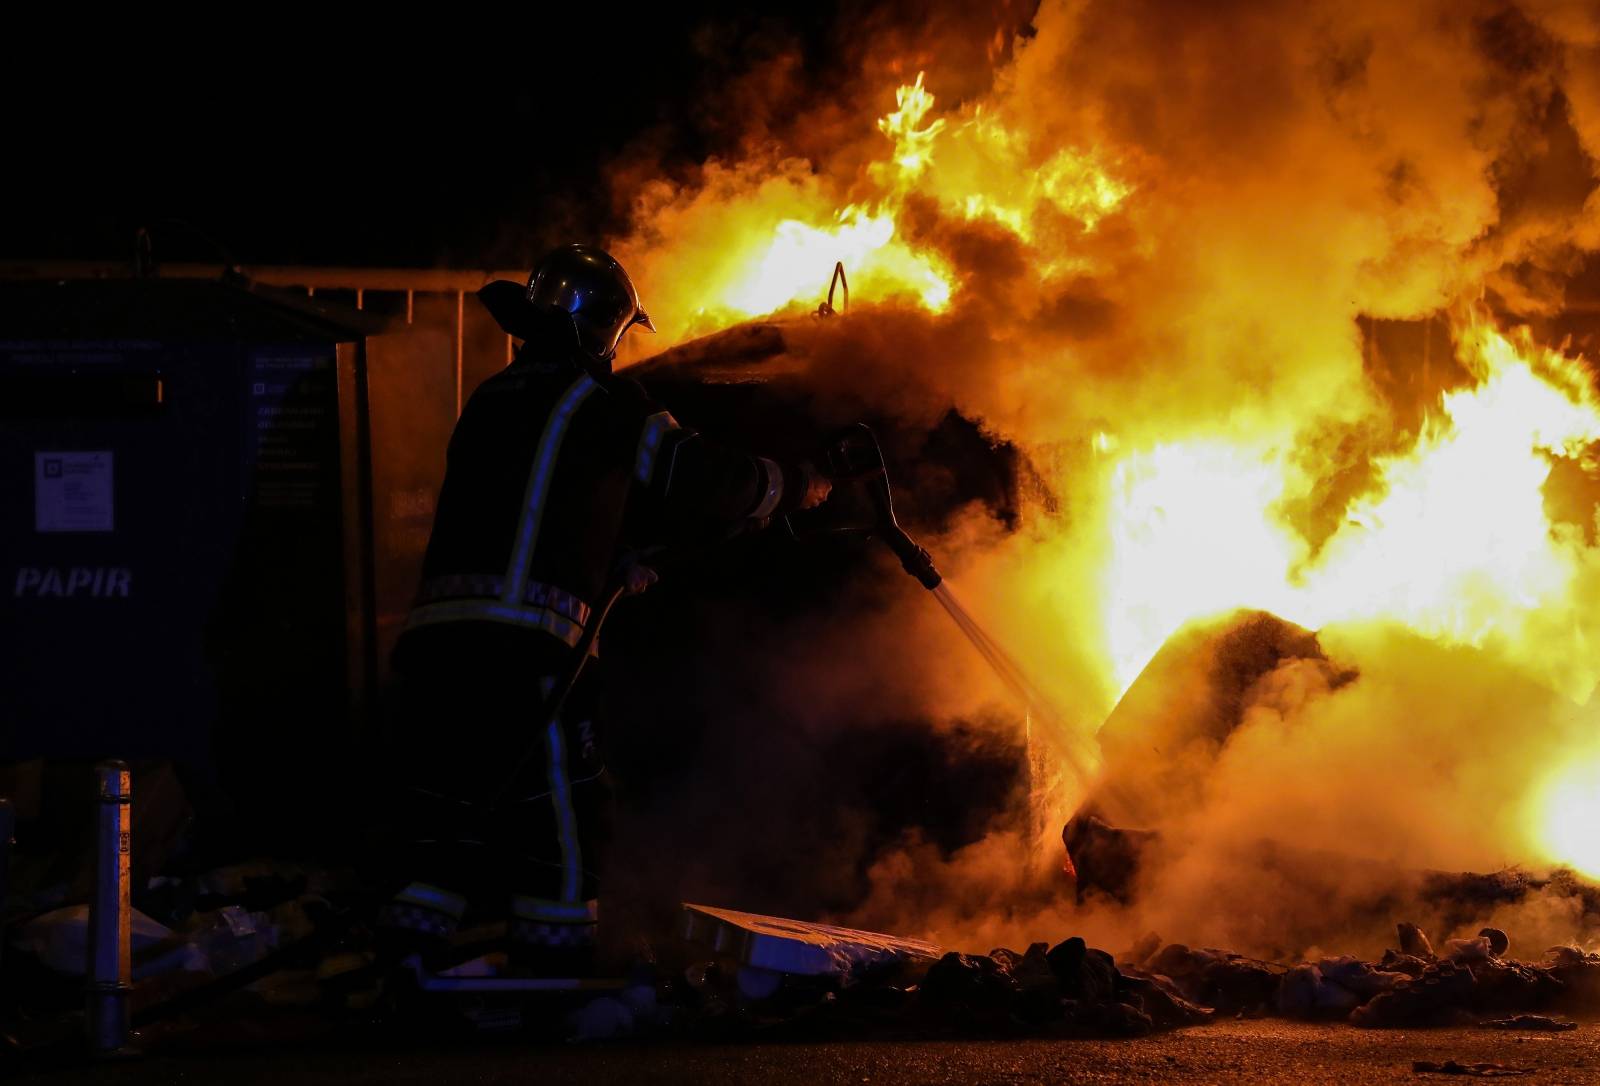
618;62;1600;881
877;72;946;181
620;72;1130;347
716;206;951;320
936;108;1133;244
1099;319;1600;700
1536;755;1600;879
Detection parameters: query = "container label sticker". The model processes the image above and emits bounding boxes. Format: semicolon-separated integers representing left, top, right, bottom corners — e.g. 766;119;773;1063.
35;451;114;532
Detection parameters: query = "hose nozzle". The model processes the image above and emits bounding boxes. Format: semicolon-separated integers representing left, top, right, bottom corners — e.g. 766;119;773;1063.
801;423;942;590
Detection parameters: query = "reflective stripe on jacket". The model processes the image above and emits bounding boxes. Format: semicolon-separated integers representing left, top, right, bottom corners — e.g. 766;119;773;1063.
397;345;806;656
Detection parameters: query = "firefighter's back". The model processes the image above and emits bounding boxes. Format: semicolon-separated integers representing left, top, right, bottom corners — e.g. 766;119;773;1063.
393;349;643;685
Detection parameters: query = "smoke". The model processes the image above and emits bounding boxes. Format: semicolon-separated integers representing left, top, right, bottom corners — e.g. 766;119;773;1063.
1130;623;1600;956
594;0;1600;958
837;619;1600;960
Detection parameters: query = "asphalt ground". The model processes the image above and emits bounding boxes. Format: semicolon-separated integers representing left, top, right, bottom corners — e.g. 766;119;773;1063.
12;1018;1600;1085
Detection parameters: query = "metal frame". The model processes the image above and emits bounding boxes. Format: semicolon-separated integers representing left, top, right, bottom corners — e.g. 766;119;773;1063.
0;261;525;418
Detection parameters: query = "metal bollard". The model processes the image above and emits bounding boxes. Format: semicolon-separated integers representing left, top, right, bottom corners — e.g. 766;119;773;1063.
86;760;133;1056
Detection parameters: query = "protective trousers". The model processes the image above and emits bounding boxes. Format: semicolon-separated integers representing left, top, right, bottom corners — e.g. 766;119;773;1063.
383;657;609;968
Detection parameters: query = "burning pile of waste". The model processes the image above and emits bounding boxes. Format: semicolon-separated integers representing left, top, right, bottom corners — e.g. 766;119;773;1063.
573;903;1600;1042
10;0;1600;1061
902;921;1600;1037
600;0;1600;980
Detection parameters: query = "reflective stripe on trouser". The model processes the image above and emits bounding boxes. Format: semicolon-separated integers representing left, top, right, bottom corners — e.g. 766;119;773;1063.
511;896;598;949
394;881;468;918
379;881;469;938
512;917;598;949
385;664;609;930
542;676;583;905
512;896;598;923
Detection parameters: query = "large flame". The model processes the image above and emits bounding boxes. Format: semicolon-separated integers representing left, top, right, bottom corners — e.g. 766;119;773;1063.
1095;317;1600;876
617;70;1130;346
1102;319;1600;701
619;58;1600;881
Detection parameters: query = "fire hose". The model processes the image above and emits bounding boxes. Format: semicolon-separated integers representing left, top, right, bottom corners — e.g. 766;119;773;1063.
489;556;655;808
788;426;1102;792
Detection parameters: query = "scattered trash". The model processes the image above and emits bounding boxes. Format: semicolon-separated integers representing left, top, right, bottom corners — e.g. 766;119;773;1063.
1353;960;1478;1028
1381;949;1432;978
567;995;636;1041
920;952;1021;1024
1443;936;1494;963
735;965;783;1001
681;903;943;982
1477;1014;1577;1031
12;904;192;979
1478;928;1510;957
1399;922;1437;959
1046;937;1117;1004
187;905;279;975
5;864;1596;1051
1121;932;1162;968
681;903;1584;1042
1138;943;1282;1014
1277;963;1332;1017
1411;1059;1533;1077
1315;956;1409;1000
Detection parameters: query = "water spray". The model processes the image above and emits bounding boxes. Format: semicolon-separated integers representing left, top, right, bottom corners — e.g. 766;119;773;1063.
788;425;1101;802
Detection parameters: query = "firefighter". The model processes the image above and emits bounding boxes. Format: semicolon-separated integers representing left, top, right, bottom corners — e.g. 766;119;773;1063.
381;245;830;974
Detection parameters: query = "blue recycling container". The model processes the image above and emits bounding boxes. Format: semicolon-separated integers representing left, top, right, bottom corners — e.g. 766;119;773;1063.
0;277;378;840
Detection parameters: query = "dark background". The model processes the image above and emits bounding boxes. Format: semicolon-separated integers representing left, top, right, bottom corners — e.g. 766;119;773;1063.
1;3;1042;919
3;3;1025;270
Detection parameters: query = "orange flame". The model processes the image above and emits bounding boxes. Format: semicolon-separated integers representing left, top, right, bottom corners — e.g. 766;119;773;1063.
618;72;1130;349
620;66;1600;881
1098;318;1600;702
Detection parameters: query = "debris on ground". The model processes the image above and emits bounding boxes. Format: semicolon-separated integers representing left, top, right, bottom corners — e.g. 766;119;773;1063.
1411;1059;1533;1076
670;910;1212;1042
1477;1014;1578;1031
13;905;182;977
681;903;943;981
1400;922;1437;959
653;906;1600;1045
633;906;1598;1045
6;860;1600;1052
1347;924;1592;1029
1478;929;1511;957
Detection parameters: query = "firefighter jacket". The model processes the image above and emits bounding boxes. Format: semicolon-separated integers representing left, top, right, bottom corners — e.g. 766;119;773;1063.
394;344;807;667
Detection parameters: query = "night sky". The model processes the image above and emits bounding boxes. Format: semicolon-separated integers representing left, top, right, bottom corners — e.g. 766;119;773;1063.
4;4;929;270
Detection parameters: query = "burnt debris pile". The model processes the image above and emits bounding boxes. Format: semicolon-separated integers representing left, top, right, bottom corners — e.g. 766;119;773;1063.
656;905;1600;1043
733;927;1599;1042
1118;924;1600;1032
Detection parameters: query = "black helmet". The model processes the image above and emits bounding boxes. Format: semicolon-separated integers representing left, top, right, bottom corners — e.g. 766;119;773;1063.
528;244;656;360
479;244;655;363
